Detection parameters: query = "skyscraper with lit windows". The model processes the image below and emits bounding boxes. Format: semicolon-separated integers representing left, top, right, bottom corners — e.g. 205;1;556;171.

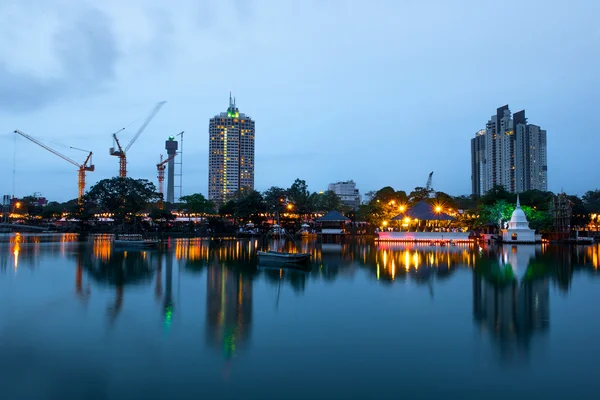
471;105;547;196
208;94;255;205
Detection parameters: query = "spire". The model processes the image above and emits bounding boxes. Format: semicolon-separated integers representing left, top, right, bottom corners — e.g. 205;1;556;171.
229;91;233;108
516;194;521;208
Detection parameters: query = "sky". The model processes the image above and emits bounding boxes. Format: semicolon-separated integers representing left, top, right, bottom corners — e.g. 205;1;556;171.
0;0;598;202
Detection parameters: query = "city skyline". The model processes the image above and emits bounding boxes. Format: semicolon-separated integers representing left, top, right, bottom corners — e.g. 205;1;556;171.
0;0;597;201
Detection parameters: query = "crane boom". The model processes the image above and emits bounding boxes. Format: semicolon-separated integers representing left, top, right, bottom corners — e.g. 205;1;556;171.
125;101;166;152
15;129;94;204
15;130;80;167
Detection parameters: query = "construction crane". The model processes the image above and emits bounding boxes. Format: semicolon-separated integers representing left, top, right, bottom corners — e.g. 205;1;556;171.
14;130;94;204
425;171;435;198
156;153;176;209
110;101;166;178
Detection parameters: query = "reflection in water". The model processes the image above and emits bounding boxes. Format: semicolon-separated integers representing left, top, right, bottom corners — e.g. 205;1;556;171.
473;246;550;361
206;263;252;360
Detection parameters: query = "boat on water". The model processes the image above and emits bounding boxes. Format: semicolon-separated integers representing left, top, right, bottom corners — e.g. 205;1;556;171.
257;250;311;263
113;234;158;248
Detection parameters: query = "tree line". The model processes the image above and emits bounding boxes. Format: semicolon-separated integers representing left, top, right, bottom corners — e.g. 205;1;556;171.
9;177;600;234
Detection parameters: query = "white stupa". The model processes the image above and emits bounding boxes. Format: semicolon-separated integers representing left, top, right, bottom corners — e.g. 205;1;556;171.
501;195;538;243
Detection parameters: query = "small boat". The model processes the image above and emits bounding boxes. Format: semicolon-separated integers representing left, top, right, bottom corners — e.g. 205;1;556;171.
113;234;158;248
257;250;311;265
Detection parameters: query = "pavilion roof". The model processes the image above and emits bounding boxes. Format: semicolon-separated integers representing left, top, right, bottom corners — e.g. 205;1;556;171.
315;210;351;222
391;201;455;221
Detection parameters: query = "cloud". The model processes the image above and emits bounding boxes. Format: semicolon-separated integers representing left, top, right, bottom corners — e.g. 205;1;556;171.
0;5;118;113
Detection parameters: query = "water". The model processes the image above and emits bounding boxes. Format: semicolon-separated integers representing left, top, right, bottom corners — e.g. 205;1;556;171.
1;234;599;400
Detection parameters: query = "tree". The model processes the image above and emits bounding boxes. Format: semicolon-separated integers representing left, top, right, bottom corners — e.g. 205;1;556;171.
287;179;311;215
521;206;553;233
519;190;554;211
263;186;288;211
180;193;215;214
236;190;266;220
478;200;514;229
582;190;600;213
85;178;160;223
568;195;590;228
480;185;514;206
311;190;343;212
408;187;430;204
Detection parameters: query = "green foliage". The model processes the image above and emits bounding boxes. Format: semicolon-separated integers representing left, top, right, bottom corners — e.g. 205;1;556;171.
408;186;430;204
236;190;266;220
568;195;590;227
480;185;514;205
287;179;311;215
478;200;514;228
149;208;175;222
521;206;553;233
311;190;343;212
582;190;600;213
519;190;554;211
180;193;214;214
85;177;160;222
263;186;288;211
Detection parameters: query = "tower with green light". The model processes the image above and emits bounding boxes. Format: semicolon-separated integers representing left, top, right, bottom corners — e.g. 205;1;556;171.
165;135;178;203
208;93;255;204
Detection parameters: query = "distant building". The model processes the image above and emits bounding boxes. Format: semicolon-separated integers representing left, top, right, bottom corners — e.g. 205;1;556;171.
208;94;255;205
471;105;548;196
328;180;361;209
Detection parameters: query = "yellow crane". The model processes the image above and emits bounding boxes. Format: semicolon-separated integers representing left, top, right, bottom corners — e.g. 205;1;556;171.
110;101;166;178
14;130;94;204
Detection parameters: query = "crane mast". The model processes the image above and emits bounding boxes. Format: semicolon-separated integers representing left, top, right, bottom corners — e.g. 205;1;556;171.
156;153;176;209
110;101;166;178
14;130;94;204
425;171;435;198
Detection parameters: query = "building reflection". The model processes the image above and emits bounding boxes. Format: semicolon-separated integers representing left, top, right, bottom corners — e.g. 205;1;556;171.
206;263;253;359
473;245;550;361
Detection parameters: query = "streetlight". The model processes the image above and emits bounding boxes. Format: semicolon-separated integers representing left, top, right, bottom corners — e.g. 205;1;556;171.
399;205;406;212
287;204;293;210
435;206;442;213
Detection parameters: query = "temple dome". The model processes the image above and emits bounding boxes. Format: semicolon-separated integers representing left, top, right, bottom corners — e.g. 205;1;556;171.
508;196;530;230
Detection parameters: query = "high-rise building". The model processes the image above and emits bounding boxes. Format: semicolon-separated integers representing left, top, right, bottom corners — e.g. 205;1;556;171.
327;180;361;210
471;105;547;196
471;129;486;197
208;94;255;205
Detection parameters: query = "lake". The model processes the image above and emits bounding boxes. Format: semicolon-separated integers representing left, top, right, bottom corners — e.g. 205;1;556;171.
1;234;599;400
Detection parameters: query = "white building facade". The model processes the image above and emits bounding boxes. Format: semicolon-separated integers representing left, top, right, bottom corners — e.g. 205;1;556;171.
328;180;361;210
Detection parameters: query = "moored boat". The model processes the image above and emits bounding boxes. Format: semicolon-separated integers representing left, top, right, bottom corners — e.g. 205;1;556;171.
257;250;311;267
113;234;158;248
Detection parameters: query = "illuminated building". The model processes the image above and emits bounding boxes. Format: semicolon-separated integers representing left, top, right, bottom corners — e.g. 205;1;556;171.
208;94;255;205
471;105;548;195
327;180;362;210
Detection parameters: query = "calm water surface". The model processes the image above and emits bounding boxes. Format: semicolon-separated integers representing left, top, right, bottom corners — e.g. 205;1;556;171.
1;234;599;400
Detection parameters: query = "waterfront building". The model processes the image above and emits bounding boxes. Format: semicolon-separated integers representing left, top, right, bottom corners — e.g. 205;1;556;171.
208;94;255;205
471;105;547;196
327;180;361;210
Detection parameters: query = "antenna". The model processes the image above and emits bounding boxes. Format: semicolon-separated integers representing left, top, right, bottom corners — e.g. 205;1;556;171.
174;131;184;201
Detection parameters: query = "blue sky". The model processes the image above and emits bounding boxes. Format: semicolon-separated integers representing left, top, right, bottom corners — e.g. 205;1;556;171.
0;0;598;201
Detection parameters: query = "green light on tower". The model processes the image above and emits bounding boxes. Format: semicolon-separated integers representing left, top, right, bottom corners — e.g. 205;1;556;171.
168;135;174;141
